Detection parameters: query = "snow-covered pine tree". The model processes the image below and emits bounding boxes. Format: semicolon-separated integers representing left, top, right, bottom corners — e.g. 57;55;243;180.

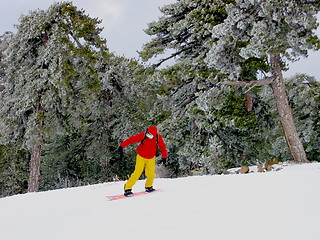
1;33;30;196
285;74;320;161
258;74;320;162
205;0;319;163
0;2;109;192
286;74;320;161
140;0;275;173
142;0;319;166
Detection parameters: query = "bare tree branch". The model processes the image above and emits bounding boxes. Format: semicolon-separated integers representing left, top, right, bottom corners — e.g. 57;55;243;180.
220;77;274;87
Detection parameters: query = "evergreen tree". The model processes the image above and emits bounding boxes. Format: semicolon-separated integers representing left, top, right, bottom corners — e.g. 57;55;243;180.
258;74;320;162
147;66;277;175
205;0;319;162
141;0;319;166
0;2;109;192
286;75;320;161
140;0;273;173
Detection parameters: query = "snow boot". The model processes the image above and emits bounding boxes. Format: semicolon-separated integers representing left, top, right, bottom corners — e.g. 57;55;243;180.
124;189;133;197
145;186;156;193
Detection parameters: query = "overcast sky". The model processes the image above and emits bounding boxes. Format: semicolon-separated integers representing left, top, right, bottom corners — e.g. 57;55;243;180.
1;0;319;80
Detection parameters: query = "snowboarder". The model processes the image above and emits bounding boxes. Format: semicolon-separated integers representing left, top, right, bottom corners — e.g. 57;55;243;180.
117;126;168;197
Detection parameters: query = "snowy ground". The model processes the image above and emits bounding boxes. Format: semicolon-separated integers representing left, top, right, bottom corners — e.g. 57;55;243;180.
0;163;319;240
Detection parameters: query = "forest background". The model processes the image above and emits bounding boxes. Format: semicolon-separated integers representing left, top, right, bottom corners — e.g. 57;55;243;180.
0;0;319;197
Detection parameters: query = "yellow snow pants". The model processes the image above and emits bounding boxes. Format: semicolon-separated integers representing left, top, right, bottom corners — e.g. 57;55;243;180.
125;154;156;190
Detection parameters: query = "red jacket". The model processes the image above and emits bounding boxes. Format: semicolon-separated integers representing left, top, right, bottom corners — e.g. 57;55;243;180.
120;126;168;159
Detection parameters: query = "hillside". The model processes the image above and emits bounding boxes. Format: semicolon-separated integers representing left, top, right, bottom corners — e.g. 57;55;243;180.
0;163;319;240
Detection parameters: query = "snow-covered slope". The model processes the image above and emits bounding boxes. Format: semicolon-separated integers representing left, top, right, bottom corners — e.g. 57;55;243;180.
0;163;319;240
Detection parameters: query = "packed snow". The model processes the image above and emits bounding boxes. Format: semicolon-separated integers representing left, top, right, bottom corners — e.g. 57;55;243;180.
0;163;319;240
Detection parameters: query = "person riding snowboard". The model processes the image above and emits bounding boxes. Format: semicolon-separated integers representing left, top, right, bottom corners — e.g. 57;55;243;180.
117;126;168;197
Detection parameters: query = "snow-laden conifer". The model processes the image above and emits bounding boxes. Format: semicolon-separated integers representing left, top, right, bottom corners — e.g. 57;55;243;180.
205;0;319;162
0;2;109;192
142;0;319;169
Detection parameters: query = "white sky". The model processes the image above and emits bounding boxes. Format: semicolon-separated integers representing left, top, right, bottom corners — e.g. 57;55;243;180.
0;0;319;80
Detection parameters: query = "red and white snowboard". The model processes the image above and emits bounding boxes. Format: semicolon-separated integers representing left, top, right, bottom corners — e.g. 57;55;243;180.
106;189;160;201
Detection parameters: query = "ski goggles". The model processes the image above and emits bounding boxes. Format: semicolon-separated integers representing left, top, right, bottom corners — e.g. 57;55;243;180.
146;132;154;139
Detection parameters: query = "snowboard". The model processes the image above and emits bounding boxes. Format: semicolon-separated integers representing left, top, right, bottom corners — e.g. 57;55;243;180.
106;189;160;201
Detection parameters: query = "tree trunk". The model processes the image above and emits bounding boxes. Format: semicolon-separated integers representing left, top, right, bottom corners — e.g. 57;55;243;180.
27;27;49;192
270;53;308;163
244;93;253;112
28;144;42;192
28;91;45;192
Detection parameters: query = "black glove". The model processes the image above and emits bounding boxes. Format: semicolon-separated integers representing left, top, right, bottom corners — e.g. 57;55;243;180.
159;158;167;165
117;146;123;155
